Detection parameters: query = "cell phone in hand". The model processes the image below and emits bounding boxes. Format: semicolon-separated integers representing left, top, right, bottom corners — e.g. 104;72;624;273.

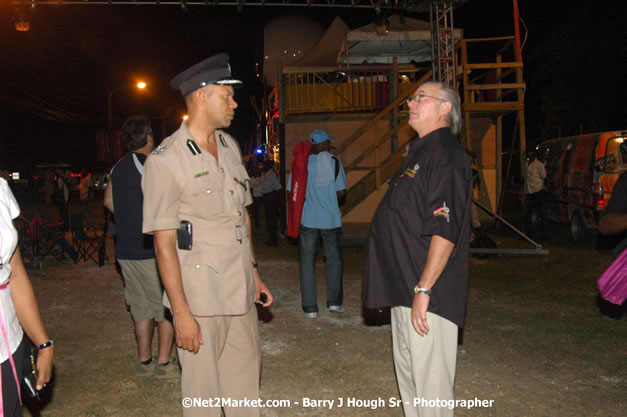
259;292;268;303
23;373;39;399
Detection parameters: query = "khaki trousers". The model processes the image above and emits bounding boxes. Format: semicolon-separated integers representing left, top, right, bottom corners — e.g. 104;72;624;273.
391;307;458;417
179;305;261;417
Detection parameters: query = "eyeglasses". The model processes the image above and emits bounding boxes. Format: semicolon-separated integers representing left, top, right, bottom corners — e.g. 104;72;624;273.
406;93;445;104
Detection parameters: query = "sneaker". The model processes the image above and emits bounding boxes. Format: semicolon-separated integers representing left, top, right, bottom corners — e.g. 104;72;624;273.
304;312;317;319
329;305;344;313
154;359;181;380
135;359;156;377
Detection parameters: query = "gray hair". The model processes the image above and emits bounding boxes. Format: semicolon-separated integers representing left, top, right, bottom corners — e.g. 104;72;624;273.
121;115;153;151
426;81;462;135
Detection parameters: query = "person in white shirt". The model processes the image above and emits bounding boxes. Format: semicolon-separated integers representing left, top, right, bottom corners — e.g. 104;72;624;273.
0;178;54;415
524;149;547;239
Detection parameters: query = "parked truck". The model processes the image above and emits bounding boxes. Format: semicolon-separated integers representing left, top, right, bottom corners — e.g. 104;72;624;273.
536;130;626;242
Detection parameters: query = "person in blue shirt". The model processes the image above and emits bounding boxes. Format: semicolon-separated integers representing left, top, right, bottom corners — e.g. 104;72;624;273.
288;129;347;319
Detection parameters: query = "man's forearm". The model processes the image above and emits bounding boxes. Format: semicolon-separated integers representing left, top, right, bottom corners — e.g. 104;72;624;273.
154;230;191;316
418;234;455;289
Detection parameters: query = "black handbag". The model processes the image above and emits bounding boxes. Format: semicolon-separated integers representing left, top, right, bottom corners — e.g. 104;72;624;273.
21;339;39;400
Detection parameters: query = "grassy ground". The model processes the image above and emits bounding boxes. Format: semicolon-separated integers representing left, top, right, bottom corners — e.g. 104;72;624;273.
13;191;627;417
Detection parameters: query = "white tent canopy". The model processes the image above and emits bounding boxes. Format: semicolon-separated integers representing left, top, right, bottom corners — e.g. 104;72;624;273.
284;16;350;69
341;15;463;65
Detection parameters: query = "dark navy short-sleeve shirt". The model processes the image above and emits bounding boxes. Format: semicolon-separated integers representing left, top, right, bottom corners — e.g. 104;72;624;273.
111;152;155;260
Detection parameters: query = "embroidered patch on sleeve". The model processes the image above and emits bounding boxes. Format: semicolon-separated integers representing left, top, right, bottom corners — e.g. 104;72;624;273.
433;202;450;223
404;163;420;178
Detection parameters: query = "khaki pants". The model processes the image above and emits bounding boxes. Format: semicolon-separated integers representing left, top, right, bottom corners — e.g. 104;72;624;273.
179;306;261;417
391;307;458;417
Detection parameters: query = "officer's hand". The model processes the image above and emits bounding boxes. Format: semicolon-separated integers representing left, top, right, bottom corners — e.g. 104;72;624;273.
411;293;430;336
174;311;203;353
253;269;274;308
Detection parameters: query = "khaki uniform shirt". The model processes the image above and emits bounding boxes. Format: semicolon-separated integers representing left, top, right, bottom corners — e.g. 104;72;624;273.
142;122;255;317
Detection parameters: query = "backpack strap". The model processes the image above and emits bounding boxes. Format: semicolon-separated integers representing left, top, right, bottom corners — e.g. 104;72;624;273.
332;156;340;179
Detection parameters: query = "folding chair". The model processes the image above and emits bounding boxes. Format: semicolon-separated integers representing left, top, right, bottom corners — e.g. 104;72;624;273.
40;221;72;262
15;214;41;268
70;213;100;263
96;210;111;267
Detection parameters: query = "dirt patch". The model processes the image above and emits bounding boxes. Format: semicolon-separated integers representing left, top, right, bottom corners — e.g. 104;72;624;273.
19;212;626;417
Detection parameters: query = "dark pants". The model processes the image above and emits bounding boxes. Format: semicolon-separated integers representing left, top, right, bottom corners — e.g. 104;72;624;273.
263;191;281;245
58;203;69;231
57;238;78;260
2;336;26;417
81;199;94;229
251;196;262;230
298;226;344;313
524;189;547;237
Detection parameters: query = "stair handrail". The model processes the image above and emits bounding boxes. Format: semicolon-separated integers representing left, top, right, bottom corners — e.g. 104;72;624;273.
333;70;433;158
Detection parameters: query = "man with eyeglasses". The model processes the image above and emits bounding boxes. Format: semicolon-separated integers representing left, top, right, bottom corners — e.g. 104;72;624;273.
363;81;472;417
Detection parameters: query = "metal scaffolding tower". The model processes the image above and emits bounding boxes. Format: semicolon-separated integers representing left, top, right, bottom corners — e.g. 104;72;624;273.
430;0;456;86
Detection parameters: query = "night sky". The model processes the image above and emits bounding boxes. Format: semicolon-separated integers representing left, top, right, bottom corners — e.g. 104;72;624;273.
1;0;625;174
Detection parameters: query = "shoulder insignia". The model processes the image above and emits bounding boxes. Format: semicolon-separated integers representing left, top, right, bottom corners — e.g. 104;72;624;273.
151;136;175;155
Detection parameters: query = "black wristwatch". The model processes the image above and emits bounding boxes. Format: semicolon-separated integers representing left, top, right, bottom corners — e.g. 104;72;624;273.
252;262;259;269
37;340;54;350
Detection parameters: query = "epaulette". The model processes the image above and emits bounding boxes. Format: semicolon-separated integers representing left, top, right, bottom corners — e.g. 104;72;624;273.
151;136;176;155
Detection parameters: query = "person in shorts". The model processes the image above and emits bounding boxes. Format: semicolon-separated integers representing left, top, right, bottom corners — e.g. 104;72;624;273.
104;115;179;379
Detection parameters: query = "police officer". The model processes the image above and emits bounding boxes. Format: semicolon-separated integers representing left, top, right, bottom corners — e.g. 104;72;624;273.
142;53;273;417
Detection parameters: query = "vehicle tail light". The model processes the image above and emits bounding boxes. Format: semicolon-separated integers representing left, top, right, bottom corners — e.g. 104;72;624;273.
593;183;605;211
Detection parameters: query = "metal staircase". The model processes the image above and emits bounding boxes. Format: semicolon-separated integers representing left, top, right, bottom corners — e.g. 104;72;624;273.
334;71;432;215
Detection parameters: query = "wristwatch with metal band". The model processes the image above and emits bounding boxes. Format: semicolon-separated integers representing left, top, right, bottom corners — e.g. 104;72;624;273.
414;285;432;295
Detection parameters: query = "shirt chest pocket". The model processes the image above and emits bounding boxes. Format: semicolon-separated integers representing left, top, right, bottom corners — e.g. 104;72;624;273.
388;174;420;210
188;168;225;216
228;164;250;208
